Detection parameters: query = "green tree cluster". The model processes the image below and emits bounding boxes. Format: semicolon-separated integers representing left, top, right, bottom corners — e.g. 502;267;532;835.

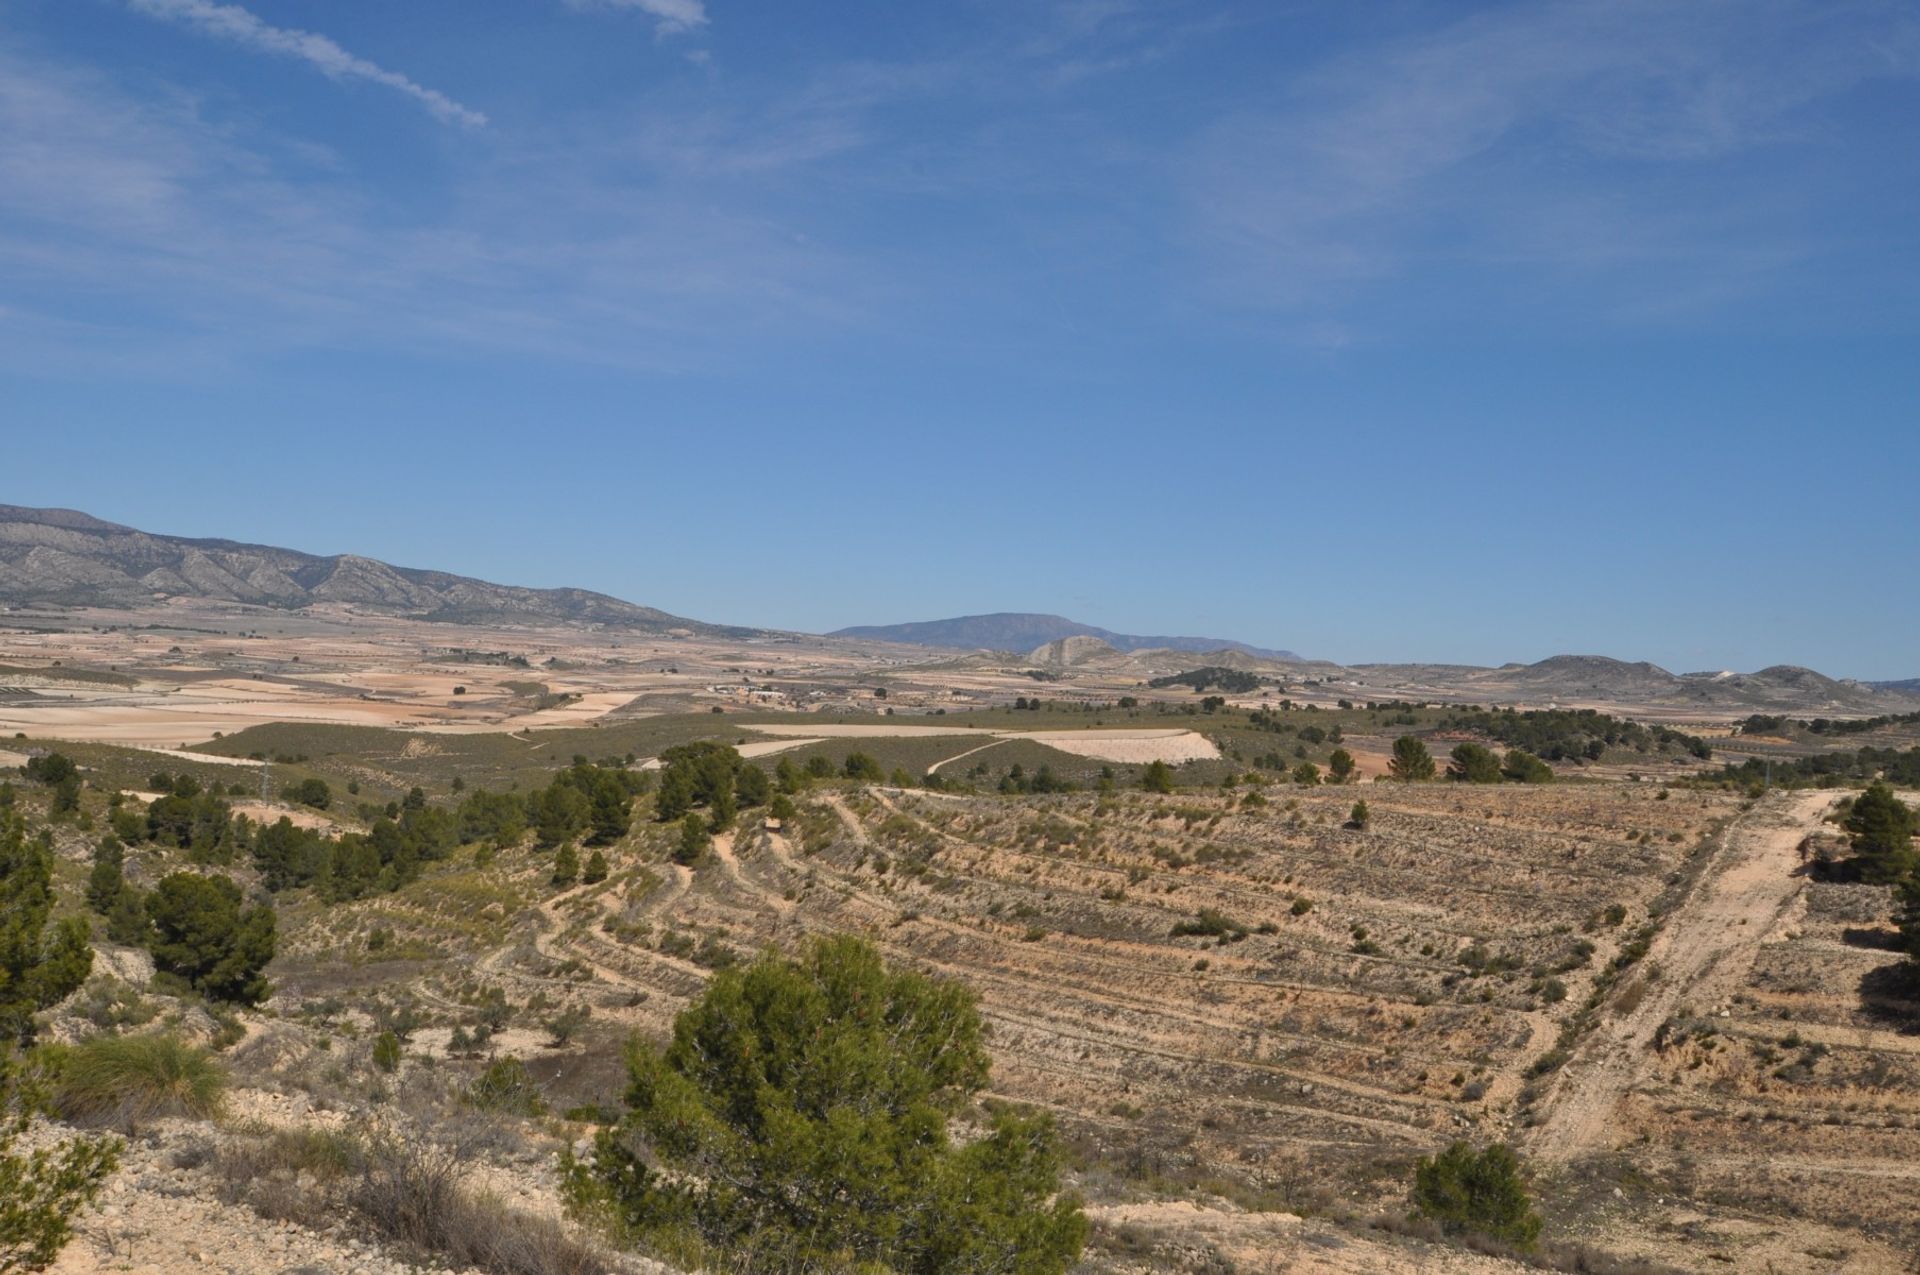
656;744;764;831
1845;782;1918;884
1446;743;1503;784
289;777;331;810
144;873;276;1005
0;814;93;1046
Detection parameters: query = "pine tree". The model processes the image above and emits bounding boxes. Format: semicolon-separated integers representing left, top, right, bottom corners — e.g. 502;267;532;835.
564;937;1086;1273
1845;782;1917;883
1140;760;1176;793
144;873;275;1006
675;813;709;866
1389;736;1436;782
0;814;93;1045
552;842;580;888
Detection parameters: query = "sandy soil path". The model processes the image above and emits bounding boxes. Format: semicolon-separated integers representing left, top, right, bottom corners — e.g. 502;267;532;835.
741;723;1219;764
1527;789;1833;1162
924;738;1011;773
128;745;265;768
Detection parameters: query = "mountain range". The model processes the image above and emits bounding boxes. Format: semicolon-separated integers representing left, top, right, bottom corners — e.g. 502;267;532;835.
0;504;745;635
828;612;1305;661
4;505;1913;715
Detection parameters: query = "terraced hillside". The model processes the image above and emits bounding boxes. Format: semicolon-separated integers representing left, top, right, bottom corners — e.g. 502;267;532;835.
31;715;1917;1272
263;776;1849;1267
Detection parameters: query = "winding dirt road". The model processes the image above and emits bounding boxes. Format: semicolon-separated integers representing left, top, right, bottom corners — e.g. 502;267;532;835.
1527;789;1833;1162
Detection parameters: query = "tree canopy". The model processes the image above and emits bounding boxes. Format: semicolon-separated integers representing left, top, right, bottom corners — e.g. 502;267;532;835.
1447;743;1503;784
0;814;92;1046
1389;736;1436;782
145;873;276;1005
1844;782;1916;883
566;936;1085;1273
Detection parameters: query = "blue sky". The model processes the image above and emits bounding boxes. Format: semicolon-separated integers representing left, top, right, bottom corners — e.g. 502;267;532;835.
2;1;1916;677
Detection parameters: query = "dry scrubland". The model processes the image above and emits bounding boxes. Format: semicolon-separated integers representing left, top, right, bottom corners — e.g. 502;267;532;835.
8;611;1919;1273
57;772;1884;1274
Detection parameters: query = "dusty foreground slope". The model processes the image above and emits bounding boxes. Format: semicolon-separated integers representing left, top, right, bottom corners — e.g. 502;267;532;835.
29;768;1920;1274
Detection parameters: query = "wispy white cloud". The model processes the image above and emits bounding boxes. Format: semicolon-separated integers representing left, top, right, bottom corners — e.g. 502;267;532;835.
126;0;486;127
561;0;708;38
0;43;867;376
1183;0;1920;320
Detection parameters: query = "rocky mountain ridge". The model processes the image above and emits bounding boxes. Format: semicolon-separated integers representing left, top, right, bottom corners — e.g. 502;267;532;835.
0;504;748;635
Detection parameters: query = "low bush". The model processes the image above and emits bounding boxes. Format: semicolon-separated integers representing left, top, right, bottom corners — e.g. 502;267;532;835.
45;1033;226;1131
2;1051;121;1271
466;1057;546;1117
353;1133;609;1275
1411;1141;1541;1248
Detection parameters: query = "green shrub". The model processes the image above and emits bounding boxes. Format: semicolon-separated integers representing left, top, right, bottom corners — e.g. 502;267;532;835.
564;935;1085;1273
1170;909;1245;940
551;844;579;888
1411;1141;1541;1248
2;1049;121;1271
46;1033;227;1131
372;1031;402;1074
0;814;94;1046
465;1057;545;1117
673;813;708;866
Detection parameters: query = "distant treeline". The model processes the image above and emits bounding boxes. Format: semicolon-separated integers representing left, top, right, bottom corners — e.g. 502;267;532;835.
1714;745;1920;789
1740;711;1920;737
100;759;651;902
1440;706;1712;762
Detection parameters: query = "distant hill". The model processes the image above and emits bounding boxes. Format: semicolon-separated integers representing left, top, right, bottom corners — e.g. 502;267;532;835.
0;504;750;635
830;612;1304;661
1350;653;1913;715
1871;678;1920;698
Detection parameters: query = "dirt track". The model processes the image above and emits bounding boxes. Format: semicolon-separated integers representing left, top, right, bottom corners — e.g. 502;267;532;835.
1527;789;1833;1162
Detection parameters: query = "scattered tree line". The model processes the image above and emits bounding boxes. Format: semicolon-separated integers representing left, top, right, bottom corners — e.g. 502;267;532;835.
1713;744;1920;790
1741;710;1920;738
1439;706;1710;763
